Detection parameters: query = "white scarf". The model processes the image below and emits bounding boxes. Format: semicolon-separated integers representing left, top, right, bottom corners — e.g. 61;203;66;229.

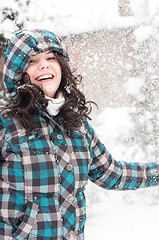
45;92;65;116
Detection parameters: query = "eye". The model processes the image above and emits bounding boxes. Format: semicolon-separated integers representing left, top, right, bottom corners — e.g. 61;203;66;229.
47;57;56;61
28;59;36;64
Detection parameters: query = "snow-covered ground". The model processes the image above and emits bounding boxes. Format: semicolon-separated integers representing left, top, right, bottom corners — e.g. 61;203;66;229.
85;189;159;240
85;107;159;240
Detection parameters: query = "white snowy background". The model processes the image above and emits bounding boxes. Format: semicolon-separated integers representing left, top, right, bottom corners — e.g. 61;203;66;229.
0;1;159;239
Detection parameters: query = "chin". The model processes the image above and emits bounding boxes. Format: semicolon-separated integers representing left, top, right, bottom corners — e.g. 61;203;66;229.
45;92;56;98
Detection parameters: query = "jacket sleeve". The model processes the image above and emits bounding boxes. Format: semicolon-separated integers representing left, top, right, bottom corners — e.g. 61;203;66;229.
0;119;25;238
85;121;159;190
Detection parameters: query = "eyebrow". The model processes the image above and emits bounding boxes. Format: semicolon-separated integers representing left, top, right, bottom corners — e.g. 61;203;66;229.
46;51;53;54
31;51;54;59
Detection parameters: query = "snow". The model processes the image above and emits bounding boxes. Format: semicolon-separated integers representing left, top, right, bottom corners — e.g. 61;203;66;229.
1;1;159;239
85;191;159;240
92;107;133;162
124;77;145;96
133;25;154;42
85;107;159;240
1;0;159;38
0;0;119;38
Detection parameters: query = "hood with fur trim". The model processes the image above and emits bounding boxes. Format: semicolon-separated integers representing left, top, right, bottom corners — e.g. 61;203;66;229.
2;29;68;98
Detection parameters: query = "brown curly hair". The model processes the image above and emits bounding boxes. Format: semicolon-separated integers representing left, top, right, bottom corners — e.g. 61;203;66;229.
3;53;93;135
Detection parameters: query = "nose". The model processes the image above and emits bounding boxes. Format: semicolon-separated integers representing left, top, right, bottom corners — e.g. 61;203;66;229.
39;60;50;70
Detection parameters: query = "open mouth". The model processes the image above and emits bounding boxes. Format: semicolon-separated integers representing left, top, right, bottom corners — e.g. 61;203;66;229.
36;74;54;81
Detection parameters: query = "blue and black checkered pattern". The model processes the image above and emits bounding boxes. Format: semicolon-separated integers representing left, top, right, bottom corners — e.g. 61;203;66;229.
2;29;69;98
0;111;159;239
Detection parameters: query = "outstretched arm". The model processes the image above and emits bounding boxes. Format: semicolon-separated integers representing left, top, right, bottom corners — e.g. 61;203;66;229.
86;120;159;190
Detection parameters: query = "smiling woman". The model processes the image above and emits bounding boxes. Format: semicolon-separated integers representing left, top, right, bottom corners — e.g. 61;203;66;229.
1;29;90;135
1;29;159;240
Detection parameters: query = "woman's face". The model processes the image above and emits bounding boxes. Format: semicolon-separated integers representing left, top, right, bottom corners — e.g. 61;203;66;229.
25;51;62;98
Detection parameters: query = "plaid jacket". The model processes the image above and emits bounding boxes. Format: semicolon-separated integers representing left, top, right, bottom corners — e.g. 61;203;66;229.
0;110;159;240
1;29;159;239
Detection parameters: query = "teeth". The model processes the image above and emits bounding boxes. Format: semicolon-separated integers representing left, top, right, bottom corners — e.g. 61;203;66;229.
37;74;53;81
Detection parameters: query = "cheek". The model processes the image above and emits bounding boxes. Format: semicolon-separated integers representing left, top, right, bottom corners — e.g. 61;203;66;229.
54;63;62;78
58;67;62;83
25;66;34;79
59;69;62;80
